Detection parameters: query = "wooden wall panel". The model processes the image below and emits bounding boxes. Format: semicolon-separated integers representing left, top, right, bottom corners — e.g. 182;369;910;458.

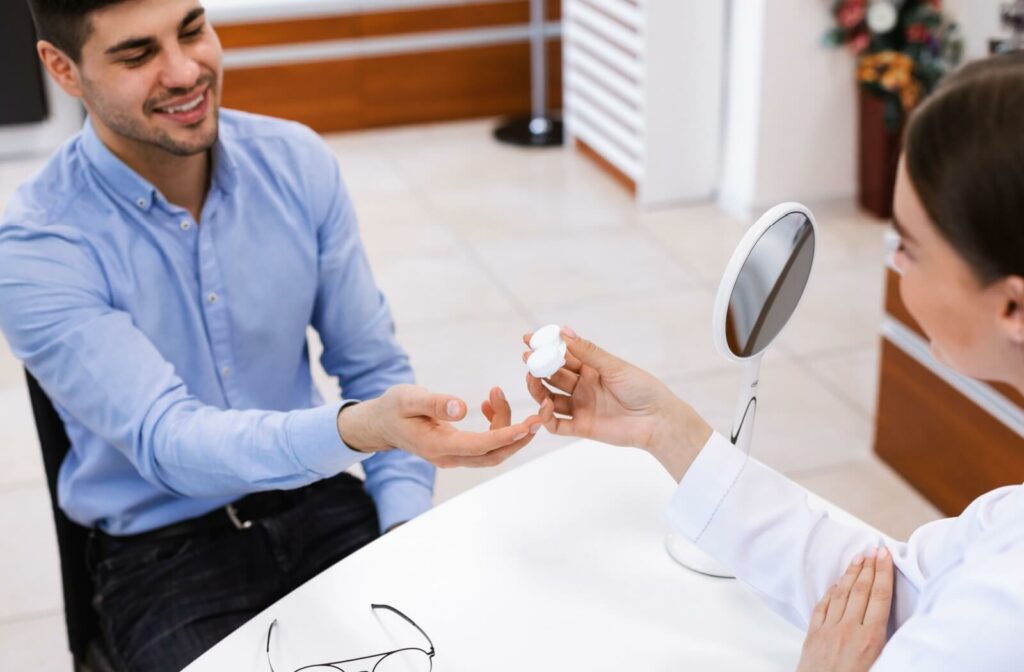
222;60;361;132
221;42;561;133
359;42;562;128
874;339;1024;516
216;2;562;133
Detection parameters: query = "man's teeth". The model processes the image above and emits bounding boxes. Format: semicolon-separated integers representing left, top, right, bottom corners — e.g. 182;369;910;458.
161;93;204;114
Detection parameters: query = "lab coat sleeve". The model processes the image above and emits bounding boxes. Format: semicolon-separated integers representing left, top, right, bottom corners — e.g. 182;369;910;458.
665;432;956;631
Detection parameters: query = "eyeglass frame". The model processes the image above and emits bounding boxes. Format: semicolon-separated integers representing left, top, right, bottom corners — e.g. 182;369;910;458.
266;603;435;672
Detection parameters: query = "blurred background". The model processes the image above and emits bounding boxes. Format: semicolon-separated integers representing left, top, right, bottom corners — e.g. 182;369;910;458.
1;0;1022;668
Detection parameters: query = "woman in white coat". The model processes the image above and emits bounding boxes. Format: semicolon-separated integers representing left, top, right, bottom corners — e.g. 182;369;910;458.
519;53;1024;670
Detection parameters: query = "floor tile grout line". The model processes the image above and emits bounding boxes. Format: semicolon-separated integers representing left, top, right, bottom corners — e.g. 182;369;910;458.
778;345;880;422
633;221;730;294
407;185;540;326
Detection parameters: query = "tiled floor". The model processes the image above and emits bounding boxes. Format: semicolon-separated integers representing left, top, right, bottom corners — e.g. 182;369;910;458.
0;118;941;668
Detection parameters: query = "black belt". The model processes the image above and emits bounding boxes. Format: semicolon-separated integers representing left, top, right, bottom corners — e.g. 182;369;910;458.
94;487;306;554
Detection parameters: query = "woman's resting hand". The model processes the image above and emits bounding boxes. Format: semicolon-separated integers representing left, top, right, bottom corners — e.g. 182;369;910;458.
796;548;894;672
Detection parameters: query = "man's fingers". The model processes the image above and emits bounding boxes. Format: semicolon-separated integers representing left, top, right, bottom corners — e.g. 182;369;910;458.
537;397;555;425
487;387;512;429
865;547;895;628
481;401;494;423
446;440;526;468
810;585;834;630
845;553;877;624
825;554;864;624
440;423;531;457
402;388;467;422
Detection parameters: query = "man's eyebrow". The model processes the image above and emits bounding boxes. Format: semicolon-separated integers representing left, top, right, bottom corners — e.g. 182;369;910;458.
105;36;155;56
104;8;206;55
180;7;206;29
892;215;917;244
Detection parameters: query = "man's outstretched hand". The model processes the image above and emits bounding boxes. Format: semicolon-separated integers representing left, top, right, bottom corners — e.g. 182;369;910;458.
337;384;553;468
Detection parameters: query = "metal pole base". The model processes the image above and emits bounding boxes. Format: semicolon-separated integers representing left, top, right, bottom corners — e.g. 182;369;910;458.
493;115;564;147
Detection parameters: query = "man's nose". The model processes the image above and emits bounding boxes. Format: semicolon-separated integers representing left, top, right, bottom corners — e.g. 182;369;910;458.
160;44;201;92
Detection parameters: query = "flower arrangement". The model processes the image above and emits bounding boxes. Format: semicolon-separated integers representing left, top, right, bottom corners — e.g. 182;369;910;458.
825;0;963;129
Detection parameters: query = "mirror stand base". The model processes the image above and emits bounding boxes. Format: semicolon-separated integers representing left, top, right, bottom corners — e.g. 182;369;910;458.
664;531;734;579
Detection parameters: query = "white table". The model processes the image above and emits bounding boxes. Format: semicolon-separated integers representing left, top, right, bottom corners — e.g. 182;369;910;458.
185;441;806;671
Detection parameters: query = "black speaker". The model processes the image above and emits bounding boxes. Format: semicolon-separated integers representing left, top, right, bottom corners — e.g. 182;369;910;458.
0;1;49;125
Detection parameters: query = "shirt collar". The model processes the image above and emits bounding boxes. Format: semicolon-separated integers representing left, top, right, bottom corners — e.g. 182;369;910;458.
80;115;237;213
81;116;159;212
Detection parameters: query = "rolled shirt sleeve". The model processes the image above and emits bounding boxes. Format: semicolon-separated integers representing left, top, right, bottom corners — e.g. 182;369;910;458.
305;129;435;531
0;225;368;499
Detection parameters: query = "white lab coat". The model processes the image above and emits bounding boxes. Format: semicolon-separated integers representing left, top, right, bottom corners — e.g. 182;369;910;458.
667;432;1024;670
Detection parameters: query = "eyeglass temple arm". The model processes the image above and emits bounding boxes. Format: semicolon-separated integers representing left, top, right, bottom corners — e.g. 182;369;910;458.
371;604;435;653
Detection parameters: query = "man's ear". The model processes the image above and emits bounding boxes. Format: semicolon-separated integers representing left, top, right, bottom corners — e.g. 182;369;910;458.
997;275;1024;345
37;40;84;98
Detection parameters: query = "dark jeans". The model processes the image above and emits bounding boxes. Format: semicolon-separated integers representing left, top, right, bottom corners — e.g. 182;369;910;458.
86;472;379;672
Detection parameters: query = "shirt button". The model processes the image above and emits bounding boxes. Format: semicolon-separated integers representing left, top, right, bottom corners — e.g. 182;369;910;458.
180;220;192;231
222;366;231;377
136;198;146;208
207;292;218;303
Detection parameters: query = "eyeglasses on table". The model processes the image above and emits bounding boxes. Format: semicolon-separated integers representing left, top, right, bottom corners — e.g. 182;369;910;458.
266;603;435;672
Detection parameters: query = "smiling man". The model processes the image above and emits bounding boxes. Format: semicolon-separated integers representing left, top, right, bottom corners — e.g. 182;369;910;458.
0;1;549;670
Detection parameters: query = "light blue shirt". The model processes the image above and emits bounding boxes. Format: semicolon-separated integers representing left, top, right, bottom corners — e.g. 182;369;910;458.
0;110;434;535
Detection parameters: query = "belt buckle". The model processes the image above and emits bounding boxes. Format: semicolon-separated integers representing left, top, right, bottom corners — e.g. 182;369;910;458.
225;503;254;531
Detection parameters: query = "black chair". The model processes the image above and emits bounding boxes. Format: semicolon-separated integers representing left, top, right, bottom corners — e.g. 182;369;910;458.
25;369;117;672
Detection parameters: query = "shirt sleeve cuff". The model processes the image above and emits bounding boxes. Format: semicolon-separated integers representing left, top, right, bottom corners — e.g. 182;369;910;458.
665;431;749;542
286;401;367;477
372;478;434;532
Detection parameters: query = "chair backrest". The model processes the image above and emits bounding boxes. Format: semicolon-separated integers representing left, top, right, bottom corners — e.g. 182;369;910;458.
24;369;98;665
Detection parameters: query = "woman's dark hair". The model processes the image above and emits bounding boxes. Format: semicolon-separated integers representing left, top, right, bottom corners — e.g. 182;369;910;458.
904;50;1024;285
27;0;129;62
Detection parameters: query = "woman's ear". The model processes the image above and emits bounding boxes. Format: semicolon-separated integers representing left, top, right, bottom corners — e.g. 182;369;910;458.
997;275;1024;345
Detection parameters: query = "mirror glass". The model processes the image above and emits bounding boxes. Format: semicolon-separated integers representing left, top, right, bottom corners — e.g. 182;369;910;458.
725;212;815;358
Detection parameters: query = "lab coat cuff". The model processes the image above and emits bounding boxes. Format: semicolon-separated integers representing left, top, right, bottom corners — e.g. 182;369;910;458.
288;401;367;477
665;431;748;542
373;479;434;533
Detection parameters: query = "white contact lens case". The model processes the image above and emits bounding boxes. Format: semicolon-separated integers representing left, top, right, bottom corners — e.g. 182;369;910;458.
526;324;567;378
529;324;563;351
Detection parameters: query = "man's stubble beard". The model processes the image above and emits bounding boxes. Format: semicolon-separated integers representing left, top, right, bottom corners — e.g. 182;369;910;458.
83;75;220;158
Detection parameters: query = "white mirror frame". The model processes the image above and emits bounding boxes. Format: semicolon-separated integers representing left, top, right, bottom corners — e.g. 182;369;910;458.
711;201;818;363
666;202;817;579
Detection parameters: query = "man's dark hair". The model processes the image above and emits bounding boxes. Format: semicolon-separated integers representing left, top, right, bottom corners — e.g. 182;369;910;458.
904;50;1024;285
26;0;130;62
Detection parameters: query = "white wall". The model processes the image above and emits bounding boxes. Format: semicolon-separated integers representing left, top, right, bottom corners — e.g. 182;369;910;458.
947;0;1011;59
718;0;1012;218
